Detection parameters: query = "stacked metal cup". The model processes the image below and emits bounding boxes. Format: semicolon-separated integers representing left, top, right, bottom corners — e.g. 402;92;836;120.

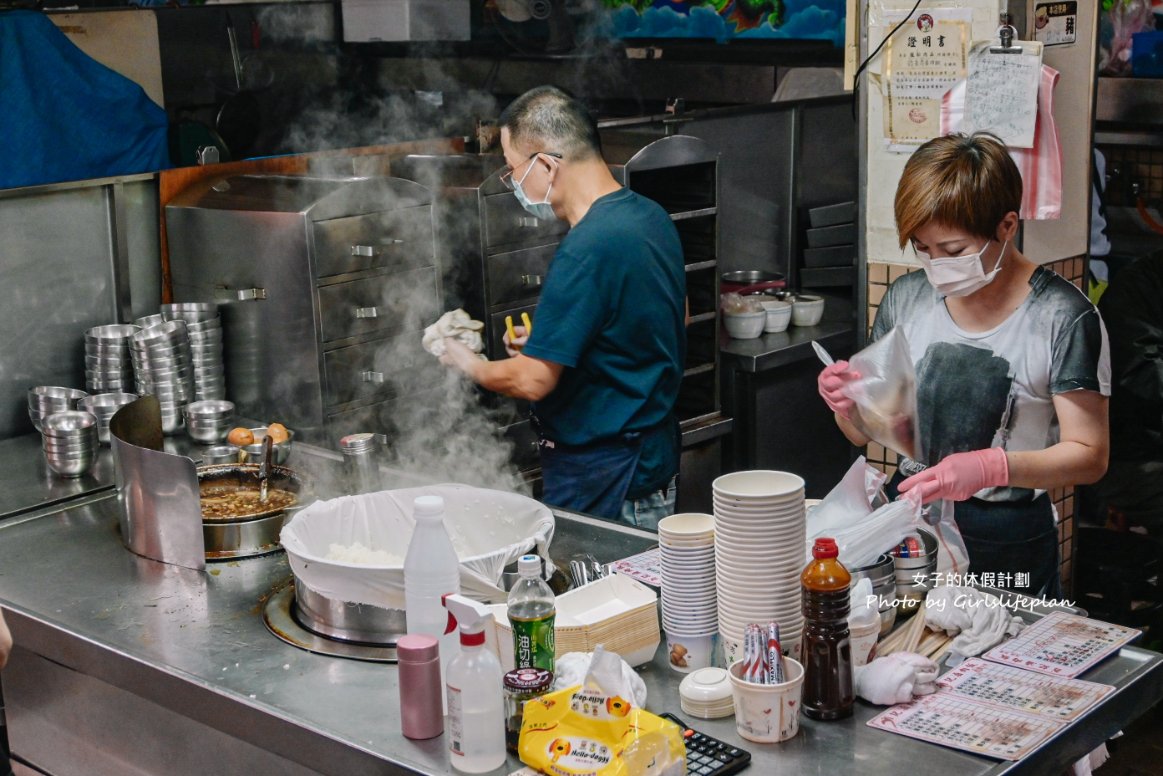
130;320;195;434
41;410;98;478
162;303;225;401
28;386;88;433
79;393;138;445
84;324;140;394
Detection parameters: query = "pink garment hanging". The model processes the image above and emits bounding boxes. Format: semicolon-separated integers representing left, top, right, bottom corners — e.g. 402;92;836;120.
939;65;1062;220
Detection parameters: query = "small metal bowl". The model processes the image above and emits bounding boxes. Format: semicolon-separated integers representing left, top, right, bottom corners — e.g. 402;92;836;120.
241;426;294;465
41;410;98;435
201;445;242;465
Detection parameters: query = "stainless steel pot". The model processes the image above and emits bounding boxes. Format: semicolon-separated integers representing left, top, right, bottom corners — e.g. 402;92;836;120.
720;270;787;296
292;577;406;646
849;553;898;636
197;463;311;559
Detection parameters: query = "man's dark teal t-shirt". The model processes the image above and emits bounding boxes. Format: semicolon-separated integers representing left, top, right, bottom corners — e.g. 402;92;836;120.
521;187;686;498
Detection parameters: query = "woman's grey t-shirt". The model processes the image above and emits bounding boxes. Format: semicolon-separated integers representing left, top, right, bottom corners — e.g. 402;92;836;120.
871;266;1111;502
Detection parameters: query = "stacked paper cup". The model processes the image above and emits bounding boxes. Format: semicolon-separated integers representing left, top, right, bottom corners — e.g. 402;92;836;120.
713;470;807;665
658;513;719;673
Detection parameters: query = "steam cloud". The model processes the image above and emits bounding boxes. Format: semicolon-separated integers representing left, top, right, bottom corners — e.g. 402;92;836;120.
369;284;529;495
237;4;653;497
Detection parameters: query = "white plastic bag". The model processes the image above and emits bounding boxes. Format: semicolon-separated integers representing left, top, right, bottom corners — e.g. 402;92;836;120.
843;327;920;459
280;483;555;608
808;456;885;537
807;489;925;569
928;500;971;577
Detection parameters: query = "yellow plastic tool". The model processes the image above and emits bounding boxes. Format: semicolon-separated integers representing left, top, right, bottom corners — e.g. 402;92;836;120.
505;315;517;343
521;311;533;335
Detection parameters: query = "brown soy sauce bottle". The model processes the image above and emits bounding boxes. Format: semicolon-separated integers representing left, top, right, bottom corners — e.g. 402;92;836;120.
800;537;855;720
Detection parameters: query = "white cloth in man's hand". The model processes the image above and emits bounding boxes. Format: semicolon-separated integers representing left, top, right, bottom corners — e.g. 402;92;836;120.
925;586;1025;659
855;652;940;705
422;309;485;358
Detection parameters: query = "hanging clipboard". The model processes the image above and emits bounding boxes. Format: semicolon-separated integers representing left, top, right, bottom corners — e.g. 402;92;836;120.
961;24;1043;148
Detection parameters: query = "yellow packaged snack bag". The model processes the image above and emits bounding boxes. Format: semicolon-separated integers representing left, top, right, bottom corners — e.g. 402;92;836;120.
519;649;685;776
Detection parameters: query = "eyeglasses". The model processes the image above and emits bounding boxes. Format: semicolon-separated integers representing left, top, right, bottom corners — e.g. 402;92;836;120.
499;151;563;190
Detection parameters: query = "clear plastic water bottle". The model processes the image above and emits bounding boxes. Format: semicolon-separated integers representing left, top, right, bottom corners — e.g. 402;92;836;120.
507;554;556;672
405;495;461;705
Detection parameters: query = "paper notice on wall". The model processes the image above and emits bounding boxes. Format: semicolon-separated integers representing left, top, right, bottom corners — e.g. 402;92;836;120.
962;41;1043;148
882;13;969;145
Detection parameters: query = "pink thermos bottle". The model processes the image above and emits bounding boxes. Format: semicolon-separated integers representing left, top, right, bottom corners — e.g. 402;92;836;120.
397;633;444;739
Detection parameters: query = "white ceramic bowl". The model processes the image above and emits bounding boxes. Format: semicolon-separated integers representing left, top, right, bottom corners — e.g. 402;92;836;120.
760;300;792;332
791;295;825;327
723;310;766;339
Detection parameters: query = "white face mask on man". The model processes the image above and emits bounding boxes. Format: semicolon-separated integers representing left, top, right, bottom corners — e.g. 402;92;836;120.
512;157;557;221
915;239;1007;298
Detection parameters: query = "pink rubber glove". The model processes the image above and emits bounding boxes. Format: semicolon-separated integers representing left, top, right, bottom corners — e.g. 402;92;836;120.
817;360;860;419
897;448;1010;504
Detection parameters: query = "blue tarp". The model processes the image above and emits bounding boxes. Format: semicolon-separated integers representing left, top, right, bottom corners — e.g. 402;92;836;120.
0;10;170;189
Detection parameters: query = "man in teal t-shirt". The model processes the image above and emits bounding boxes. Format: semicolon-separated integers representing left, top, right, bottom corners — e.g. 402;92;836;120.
441;85;686;527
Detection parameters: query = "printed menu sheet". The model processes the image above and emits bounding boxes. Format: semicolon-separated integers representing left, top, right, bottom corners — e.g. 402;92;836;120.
983;612;1141;678
938;659;1113;721
869;633;1121;758
867;693;1061;760
610;547;661;587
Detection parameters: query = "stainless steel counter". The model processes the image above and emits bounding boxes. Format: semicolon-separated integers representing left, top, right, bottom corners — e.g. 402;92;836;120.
0;474;1160;774
0;433;116;520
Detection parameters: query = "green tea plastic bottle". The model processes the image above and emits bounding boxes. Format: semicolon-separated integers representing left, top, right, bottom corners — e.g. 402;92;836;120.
801;537;855;720
507;555;556;671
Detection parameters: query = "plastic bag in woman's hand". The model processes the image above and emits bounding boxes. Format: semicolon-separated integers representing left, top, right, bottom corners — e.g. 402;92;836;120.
842;327;921;459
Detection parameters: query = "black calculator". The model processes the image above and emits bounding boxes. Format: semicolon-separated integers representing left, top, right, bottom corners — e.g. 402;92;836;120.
659;713;752;776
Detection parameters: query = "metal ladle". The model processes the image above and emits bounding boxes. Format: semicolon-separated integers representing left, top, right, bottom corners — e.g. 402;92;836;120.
258;434;273;503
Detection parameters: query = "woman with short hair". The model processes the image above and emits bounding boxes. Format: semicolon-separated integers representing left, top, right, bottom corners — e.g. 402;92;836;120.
818;132;1110;598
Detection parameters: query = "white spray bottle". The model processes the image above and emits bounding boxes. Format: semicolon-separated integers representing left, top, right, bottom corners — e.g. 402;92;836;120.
443;594;506;773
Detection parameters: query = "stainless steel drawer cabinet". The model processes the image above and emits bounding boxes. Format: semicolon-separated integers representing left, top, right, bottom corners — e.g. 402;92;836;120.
317;266;439;344
166;175;439;445
485;245;555;308
483;192;568;250
312;205;434;277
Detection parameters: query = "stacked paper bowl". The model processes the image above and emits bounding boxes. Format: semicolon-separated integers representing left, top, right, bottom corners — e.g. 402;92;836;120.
659;513;719;673
713;470;807;665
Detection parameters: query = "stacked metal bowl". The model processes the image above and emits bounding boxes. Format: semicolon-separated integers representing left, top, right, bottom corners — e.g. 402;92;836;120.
184;399;235;444
28;386;88;433
130;320;195;434
79;392;138;445
84;324;140;394
41;410;98;478
134;313;166;331
162;303;225;401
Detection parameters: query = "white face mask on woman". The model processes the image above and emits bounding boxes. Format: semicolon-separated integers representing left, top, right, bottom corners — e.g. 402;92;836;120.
915;239;1007;298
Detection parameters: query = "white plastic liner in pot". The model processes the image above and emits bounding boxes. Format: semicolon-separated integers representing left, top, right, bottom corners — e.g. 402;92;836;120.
280;483;555;608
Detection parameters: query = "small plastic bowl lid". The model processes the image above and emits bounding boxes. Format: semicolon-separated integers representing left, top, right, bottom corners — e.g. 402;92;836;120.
679;667;733;704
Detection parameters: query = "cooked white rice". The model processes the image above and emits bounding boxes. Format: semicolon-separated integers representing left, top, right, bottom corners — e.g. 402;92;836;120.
325;541;403;566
